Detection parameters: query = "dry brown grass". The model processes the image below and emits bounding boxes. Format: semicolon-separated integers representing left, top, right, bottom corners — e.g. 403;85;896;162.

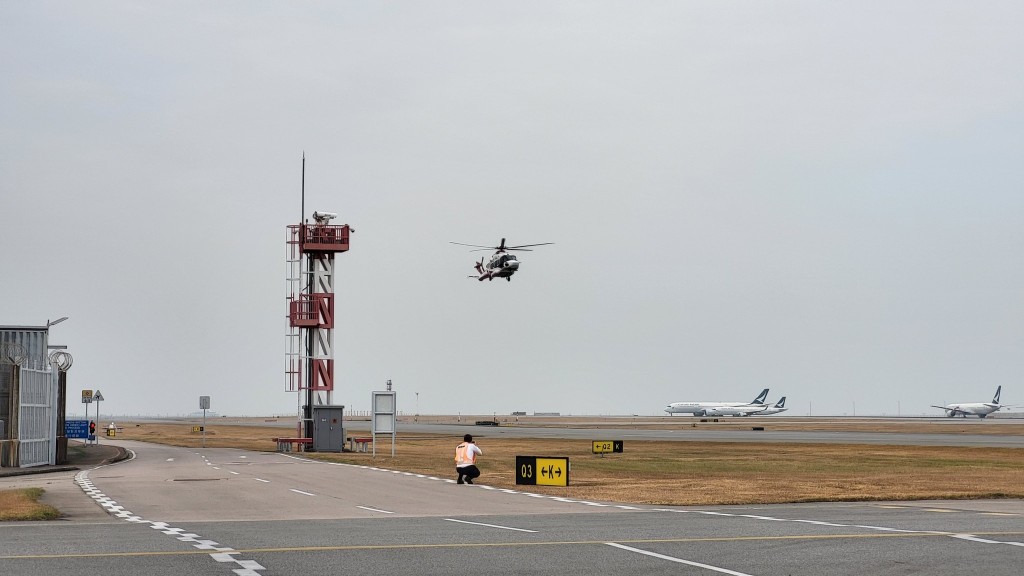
0;488;60;521
117;422;1024;505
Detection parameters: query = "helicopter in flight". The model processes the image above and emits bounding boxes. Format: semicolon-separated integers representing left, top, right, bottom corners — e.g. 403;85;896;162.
450;238;553;281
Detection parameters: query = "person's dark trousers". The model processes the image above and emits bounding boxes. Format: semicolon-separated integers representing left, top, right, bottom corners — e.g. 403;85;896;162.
456;465;480;484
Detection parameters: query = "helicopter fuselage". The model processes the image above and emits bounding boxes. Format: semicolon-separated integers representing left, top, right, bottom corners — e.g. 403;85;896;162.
475;253;519;281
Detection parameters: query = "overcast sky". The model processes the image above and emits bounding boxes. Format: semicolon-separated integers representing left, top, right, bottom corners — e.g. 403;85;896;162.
2;2;1022;418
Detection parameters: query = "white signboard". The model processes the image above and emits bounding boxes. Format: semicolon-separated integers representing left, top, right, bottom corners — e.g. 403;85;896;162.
371;390;397;456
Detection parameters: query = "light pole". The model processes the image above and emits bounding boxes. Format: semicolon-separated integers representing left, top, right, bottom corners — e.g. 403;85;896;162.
47;316;69;328
415;392;419;422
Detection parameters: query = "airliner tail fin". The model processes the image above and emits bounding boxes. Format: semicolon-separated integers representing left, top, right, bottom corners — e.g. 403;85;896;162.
752;388;769;405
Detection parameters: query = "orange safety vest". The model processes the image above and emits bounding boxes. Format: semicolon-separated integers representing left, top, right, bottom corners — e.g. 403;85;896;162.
455;442;476;466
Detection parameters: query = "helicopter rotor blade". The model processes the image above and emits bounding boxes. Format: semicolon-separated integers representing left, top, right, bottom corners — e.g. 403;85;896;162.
450;242;497;249
506;242;554;250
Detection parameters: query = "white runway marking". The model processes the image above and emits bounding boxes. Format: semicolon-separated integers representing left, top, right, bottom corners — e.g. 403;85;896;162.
606;543;755;575
228;470;240;475
444;518;537;533
166;458;174;462
356;506;395;514
290;489;316;496
75;457;265;575
254;478;271;483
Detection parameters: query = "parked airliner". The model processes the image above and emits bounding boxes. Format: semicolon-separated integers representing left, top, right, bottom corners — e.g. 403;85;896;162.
757;397;788;415
665;389;769;417
931;386;1006;418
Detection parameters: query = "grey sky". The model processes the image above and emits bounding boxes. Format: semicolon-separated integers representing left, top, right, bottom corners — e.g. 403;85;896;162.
2;2;1022;418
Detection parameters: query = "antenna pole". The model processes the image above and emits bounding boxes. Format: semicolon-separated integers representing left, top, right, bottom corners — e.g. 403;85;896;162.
301;152;305;223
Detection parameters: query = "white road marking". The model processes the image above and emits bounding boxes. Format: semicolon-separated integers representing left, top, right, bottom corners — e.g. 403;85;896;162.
75;465;265;575
166;458;174;462
356;505;395;514
290;489;316;496
228;470;240;475
444;518;537;533
254;478;271;483
952;534;1001;544
606;543;755;576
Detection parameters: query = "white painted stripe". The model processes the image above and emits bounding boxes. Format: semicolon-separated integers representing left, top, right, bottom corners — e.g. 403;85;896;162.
356;505;395;514
606;543;755;576
952;534;1002;544
290;489;316;496
166;458;174;462
254;478;271;483
444;518;538;533
228;470;240;475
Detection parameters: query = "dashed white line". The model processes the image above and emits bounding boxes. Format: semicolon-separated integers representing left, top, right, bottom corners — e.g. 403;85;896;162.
444;518;537;533
76;463;265;575
356;505;395;514
606;543;754;576
228;470;240;475
290;489;316;496
254;478;271;483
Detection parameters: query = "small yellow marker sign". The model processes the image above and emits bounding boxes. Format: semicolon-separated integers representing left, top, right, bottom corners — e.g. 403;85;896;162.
516;456;570;486
592;440;623;454
535;457;569;486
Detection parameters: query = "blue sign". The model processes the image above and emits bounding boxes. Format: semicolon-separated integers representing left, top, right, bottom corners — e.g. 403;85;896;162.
65;419;89;439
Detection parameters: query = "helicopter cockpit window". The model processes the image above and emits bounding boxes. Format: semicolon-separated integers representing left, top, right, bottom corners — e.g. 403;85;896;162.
507;255;517;261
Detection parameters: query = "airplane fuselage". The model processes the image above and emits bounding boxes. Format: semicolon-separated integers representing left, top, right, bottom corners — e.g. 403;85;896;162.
939;403;1001;418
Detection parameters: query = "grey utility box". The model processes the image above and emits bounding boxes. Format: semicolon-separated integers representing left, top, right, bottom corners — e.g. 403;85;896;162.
312;405;345;452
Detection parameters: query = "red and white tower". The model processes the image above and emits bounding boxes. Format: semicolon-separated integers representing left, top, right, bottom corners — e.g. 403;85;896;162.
286;211;351;438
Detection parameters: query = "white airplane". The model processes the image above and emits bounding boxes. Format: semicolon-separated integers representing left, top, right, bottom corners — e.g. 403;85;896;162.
665;389;769;417
756;397;788;415
931;386;1006;419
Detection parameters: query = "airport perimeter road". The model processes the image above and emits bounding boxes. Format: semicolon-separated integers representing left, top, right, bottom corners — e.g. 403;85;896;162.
368;422;1024;448
2;441;1022;576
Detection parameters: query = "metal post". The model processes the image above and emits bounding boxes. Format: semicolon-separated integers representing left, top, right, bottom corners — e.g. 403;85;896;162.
202;408;207;448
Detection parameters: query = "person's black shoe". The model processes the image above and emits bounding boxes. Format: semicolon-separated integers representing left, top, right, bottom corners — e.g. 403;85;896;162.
465;478;473;484
457;479;464;484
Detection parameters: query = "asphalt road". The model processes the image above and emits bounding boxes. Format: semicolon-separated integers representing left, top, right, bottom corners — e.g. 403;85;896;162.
2;439;1022;576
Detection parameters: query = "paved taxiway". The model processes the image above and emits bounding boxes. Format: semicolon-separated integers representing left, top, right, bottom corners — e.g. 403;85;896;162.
2;439;1022;575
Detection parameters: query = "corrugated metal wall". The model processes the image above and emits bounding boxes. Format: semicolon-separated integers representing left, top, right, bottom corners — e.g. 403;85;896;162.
0;327;50;369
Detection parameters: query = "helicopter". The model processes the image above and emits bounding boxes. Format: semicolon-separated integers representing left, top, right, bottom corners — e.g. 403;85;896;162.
450;238;553;281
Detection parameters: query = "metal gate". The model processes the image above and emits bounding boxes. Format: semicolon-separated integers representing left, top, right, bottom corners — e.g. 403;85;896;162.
18;364;55;467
